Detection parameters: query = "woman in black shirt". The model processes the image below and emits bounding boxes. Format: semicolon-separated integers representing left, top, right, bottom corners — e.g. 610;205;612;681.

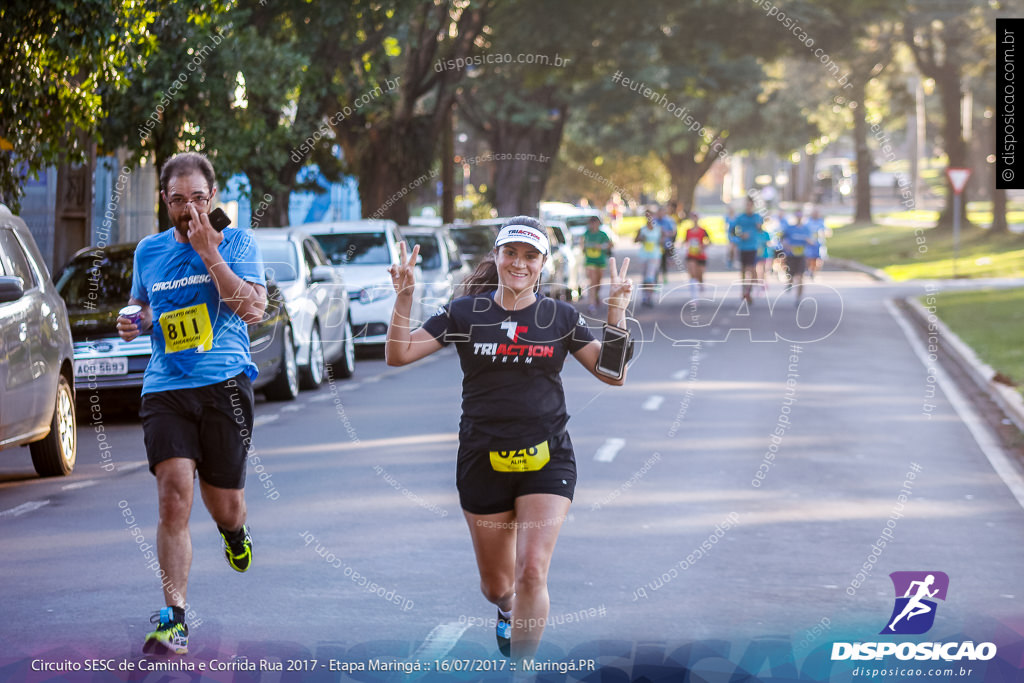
386;216;632;662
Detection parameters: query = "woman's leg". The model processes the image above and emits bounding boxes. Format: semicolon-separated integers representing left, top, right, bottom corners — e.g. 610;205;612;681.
511;493;571;662
463;509;517;613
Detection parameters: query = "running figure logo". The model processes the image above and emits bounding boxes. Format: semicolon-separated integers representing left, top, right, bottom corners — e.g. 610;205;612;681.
881;571;949;635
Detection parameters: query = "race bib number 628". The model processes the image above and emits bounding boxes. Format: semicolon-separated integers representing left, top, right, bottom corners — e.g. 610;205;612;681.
489;440;551;472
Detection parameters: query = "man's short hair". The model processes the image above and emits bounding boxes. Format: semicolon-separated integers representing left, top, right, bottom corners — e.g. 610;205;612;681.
160;152;216;193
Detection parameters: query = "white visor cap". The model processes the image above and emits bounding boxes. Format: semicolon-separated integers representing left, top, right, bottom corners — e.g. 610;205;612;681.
494;224;549;255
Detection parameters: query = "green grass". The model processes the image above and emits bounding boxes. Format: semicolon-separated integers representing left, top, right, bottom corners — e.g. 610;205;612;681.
827;221;1024;280
874;205;1024;226
931;287;1024;394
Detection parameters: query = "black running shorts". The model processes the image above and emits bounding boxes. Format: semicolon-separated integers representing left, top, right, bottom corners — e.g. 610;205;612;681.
786;255;807;277
739;249;759;268
140;373;254;489
457;431;577;515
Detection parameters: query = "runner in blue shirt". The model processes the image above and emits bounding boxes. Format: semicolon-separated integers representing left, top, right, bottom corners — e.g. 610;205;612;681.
803;206;829;281
725;206;739;269
730;197;764;304
780;210;815;303
116;152;267;656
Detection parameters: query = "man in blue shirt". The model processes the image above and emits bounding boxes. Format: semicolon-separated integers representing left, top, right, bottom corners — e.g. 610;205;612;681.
781;209;815;302
117;152;267;656
653;205;677;284
730;197;764;304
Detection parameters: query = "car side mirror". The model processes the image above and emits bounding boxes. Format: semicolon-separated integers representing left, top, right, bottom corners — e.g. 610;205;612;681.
449;259;464;271
0;276;25;303
310;265;335;283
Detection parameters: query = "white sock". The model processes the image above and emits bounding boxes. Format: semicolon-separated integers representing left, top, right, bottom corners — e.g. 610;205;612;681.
498;606;512;619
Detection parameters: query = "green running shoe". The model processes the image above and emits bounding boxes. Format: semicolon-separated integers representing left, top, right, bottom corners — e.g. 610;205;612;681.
143;607;189;655
221;525;252;572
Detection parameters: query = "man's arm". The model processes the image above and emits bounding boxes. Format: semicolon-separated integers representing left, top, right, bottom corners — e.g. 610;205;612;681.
185;204;267;323
202;253;267;324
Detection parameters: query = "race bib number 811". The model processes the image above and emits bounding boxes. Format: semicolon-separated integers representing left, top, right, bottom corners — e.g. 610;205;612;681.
489;440;550;472
160;303;214;353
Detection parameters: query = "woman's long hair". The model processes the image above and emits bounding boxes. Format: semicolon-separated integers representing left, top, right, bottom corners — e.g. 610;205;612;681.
461;216;544;296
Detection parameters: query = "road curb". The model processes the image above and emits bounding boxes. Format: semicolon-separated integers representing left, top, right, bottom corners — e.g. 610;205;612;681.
831;258;892;282
904;296;1024;432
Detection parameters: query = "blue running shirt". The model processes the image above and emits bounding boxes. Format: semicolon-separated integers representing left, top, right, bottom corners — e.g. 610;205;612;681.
131;228;266;394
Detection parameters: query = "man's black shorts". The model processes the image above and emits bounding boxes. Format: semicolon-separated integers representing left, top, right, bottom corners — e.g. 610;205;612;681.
140;373;254;489
457;431;577;515
786;254;808;277
739;249;759;268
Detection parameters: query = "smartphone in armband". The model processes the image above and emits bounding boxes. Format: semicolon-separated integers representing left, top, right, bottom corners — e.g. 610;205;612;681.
208;207;232;232
596;324;630;380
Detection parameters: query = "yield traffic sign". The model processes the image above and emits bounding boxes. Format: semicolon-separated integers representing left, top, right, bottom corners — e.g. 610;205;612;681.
945;167;972;195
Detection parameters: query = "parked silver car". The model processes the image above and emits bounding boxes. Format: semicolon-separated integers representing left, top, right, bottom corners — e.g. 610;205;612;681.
0;204;77;476
399;225;472;306
254;228;355;385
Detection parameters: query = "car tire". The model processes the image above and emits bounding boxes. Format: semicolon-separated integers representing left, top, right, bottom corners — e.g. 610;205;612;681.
332;317;356;379
264;326;300;401
298;323;325;390
30;374;77;477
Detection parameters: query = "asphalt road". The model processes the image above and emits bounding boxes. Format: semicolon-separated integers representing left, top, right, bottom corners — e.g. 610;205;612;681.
3;244;1024;681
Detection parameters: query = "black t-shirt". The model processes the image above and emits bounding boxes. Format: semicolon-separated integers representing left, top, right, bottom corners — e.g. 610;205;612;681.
420;292;596;450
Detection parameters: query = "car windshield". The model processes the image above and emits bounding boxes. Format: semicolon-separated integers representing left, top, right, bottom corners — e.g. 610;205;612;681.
452;226;496;256
54;250;133;306
315;232;391;266
564;216;594;230
256;239;299;281
403;234;442;270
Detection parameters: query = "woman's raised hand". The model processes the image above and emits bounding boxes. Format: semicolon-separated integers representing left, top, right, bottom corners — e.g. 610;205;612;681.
387;241;420;297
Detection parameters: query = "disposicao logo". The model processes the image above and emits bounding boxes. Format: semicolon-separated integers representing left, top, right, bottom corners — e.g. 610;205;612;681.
831;571;997;662
881;571;948;635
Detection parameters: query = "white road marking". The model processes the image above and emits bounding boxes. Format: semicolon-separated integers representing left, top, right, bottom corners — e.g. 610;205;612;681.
118;462;148;474
281;404;302;412
407;621;470;670
307;393;335;402
253;414;280;428
642;396;665;411
0;500;50;518
594;438;627;463
61;480;98;491
887;299;1024;510
671;369;688;380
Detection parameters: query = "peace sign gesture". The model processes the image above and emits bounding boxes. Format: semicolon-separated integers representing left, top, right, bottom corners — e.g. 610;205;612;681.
606;256;632;315
387;241;420;298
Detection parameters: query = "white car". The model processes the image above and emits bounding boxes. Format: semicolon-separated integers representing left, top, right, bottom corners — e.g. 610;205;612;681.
399;225;472;307
306;220;425;345
548;208;605;243
254;228;355;387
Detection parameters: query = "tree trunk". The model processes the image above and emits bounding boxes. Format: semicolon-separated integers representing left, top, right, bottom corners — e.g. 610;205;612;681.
664;141;720;214
934;69;970;229
992;188;1009;234
487;114;566;217
851;80;873;223
666;161;701;216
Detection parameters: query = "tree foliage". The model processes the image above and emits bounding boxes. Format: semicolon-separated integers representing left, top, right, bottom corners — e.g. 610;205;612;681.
0;0;155;210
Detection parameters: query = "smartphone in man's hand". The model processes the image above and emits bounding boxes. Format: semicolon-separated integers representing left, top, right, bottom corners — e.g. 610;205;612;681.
208;207;231;232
